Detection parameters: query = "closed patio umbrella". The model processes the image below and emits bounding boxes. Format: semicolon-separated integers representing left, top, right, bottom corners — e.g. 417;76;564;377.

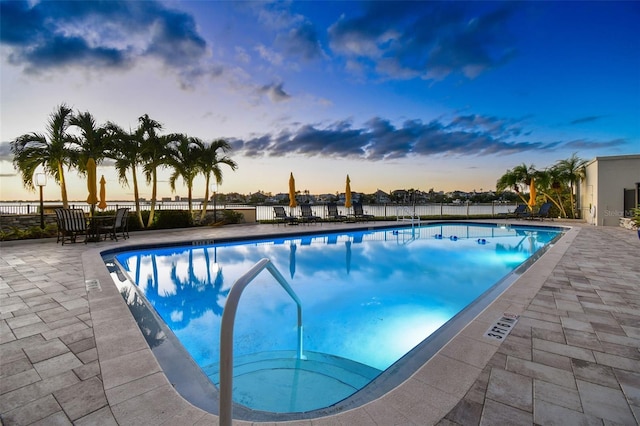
345;175;352;209
86;158;98;216
98;175;107;210
289;172;297;214
528;177;536;210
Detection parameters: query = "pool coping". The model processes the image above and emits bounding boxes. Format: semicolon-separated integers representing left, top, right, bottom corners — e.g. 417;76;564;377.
80;220;577;425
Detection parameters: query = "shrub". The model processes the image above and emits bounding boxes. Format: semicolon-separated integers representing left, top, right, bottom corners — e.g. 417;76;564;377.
152;210;193;229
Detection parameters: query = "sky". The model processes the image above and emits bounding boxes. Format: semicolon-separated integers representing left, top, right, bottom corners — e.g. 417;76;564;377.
1;0;639;202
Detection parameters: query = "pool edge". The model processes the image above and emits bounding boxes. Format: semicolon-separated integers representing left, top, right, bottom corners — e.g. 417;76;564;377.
84;221;578;425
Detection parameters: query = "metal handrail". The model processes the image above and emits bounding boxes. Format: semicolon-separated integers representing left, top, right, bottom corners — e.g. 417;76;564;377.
219;258;304;426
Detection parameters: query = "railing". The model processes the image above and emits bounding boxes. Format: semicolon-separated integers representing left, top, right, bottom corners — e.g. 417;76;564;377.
396;205;421;227
219;258;303;426
0;201;518;221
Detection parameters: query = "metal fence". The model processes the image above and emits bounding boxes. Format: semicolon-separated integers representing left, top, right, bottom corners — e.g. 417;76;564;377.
1;201;517;221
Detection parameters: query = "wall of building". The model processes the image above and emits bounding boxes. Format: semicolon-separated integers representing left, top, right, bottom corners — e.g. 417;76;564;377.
580;155;640;226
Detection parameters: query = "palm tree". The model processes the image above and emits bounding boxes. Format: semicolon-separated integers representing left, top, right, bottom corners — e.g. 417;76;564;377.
496;163;536;209
199;139;237;221
166;135;204;216
555;153;587;218
10;104;75;208
69;111;110;167
532;167;567;218
105;123;145;228
138;114;171;228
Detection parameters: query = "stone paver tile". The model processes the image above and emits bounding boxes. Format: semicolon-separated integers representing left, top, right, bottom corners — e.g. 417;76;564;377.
571;358;619;388
438;335;498;369
72;360;100;381
554;299;583;313
0;368;41;394
74;406;118;426
0;354;32;378
30;411;73;425
156;404;207;425
532;349;572;371
0;394;62;425
532;337;595;362
593;351;640;373
104;371;168;406
443;398;483;426
12;320;51;339
0;370;79;413
531;326;565;344
576;379;636;424
600;340;640;360
100;349;163;390
517;317;563;333
110;384;191;425
413;354;482;397
33;352;83;379
361;399;413;426
486;368;532;412
480;398;532;426
506;356;577;389
622;325;640;340
533;399;601;426
533;379;581;412
563;328;603;352
5;312;42;329
614;369;640;406
23;338;69;363
496;334;532;361
560;317;594;333
41;321;89;340
53;376;108;421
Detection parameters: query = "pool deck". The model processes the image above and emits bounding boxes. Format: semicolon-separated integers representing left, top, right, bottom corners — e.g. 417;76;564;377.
1;220;639;425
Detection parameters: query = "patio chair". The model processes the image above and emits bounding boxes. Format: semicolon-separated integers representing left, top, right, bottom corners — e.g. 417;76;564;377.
100;207;130;241
351;203;374;222
326;203;347;221
506;204;528;219
530;202;553;221
300;204;321;224
56;208;88;245
273;206;297;225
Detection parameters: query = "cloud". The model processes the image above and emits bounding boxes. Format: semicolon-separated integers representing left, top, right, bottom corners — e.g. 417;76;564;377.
0;141;12;161
257;82;291;103
275;20;325;61
0;0;208;77
564;138;627;149
232;114;558;160
328;2;517;81
569;116;606;125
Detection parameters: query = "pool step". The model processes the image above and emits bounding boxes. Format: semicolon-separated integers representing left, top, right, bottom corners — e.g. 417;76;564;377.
202;350;381;413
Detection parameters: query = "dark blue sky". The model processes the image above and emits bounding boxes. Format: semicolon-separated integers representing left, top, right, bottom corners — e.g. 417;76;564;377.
1;1;638;200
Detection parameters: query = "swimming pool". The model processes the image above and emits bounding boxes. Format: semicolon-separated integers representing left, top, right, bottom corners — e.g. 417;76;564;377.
107;222;563;418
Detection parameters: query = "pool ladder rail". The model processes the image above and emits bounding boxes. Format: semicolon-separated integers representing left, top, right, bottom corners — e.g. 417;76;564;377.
219;258;304;426
396;205;421;228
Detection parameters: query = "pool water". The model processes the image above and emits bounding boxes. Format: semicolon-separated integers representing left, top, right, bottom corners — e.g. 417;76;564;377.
113;223;561;413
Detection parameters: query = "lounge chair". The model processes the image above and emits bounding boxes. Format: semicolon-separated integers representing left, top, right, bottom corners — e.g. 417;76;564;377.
273;206;297;225
506;204;528;219
55;208;88;245
300;204;321;224
326;203;347;221
529;202;553;221
100;207;130;241
351;203;374;221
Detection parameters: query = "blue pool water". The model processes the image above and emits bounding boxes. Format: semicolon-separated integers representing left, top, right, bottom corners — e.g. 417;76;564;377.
112;223;561;414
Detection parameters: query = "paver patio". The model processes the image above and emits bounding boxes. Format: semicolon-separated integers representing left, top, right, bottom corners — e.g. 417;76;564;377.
1;221;639;425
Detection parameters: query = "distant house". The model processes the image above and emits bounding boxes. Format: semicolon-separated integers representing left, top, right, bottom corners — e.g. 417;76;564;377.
579;154;640;226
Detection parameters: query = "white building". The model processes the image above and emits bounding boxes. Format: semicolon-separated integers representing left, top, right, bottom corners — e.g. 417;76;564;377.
579;154;640;226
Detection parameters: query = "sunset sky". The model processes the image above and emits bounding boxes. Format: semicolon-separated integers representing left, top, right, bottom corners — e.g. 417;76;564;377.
1;1;638;202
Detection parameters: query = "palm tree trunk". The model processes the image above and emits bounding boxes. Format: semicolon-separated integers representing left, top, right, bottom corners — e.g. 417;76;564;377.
58;164;69;209
201;173;211;221
147;168;157;228
187;183;193;216
131;168;144;228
